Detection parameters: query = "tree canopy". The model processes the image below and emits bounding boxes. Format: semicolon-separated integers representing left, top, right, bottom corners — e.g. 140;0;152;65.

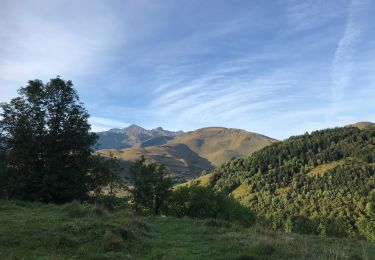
0;77;98;203
129;156;172;215
208;127;375;240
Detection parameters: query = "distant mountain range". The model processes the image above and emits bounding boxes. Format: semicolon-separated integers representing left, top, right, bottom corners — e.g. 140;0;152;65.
96;125;277;182
96;122;374;182
96;124;183;149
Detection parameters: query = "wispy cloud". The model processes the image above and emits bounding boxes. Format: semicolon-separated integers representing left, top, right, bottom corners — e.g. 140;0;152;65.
1;1;374;139
285;0;346;34
0;0;124;100
330;0;368;114
90;117;129;132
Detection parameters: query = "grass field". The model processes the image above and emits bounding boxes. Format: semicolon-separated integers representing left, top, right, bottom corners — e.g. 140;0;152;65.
0;200;374;259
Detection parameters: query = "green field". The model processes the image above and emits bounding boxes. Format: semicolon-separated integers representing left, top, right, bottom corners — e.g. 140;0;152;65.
1;201;374;259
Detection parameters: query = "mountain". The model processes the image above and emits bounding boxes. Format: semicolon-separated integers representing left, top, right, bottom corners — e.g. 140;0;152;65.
206;126;375;239
96;126;276;182
169;127;277;166
346;121;375;129
96;124;183;149
97;143;213;182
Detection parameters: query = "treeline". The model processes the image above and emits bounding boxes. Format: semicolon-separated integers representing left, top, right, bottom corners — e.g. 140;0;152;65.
0;78;126;203
0;77;253;227
208;127;375;240
125;156;255;226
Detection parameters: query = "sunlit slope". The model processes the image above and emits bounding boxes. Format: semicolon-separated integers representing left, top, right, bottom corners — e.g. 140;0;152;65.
346;121;375;129
207;126;375;239
170;127;277;166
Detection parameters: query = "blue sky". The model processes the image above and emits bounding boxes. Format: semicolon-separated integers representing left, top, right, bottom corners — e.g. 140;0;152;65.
1;0;375;139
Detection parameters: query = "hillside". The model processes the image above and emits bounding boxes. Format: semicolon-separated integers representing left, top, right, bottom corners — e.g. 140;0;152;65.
96;126;276;182
346;121;375;129
207;126;375;240
170;127;277;166
97;144;213;182
1;201;374;259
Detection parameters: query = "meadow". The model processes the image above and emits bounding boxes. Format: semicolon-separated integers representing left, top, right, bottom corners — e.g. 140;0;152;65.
1;200;374;259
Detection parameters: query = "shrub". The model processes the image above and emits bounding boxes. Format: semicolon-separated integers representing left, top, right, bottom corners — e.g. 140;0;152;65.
356;218;375;242
167;185;256;226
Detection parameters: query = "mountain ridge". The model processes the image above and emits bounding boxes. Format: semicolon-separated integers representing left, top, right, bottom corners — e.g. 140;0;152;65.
96;125;277;182
96;124;183;149
346;121;375;129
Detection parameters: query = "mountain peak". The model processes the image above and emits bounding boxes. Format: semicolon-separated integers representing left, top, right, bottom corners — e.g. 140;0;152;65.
126;124;144;130
96;124;182;149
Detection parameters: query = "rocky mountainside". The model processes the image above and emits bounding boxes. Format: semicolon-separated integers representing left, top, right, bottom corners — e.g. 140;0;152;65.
96;124;183;149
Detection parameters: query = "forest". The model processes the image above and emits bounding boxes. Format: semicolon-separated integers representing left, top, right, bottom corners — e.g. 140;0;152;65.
207;127;375;240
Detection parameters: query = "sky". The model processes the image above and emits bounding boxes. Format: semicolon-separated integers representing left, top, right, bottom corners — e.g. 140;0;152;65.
1;0;375;139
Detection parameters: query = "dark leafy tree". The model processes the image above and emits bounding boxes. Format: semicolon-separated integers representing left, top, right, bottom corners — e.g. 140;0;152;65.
150;163;172;215
129;156;148;213
129;156;172;215
0;77;98;203
87;153;123;197
102;152;123;196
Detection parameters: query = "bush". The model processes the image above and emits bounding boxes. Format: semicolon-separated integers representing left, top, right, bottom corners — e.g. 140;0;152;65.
356;218;375;242
167;185;255;226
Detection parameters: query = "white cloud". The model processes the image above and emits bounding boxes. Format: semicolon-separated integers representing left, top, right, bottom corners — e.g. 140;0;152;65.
0;0;123;102
330;0;368;114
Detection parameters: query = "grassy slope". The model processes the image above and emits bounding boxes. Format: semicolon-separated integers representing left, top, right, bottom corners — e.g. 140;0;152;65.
346;122;375;130
306;157;368;177
1;201;375;260
176;173;213;188
306;160;344;177
170;127;277;166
